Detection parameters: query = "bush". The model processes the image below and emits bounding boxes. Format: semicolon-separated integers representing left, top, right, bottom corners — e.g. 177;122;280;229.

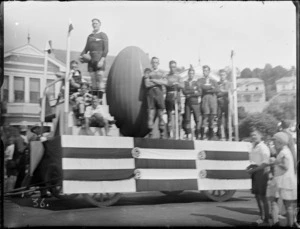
239;112;278;140
263;99;296;121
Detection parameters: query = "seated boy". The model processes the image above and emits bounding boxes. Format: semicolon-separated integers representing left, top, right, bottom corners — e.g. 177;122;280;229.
84;96;111;136
70;82;93;126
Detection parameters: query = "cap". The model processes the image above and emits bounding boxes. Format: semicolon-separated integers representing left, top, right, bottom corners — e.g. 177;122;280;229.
20;125;28;132
272;132;289;145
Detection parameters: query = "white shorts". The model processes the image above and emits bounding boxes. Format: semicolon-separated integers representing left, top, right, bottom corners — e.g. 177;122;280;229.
279;188;297;201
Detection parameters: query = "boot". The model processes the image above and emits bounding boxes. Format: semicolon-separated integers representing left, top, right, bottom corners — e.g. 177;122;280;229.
195;129;200;140
200;127;204;140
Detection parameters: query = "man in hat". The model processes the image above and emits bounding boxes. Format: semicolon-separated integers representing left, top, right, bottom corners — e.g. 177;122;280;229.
216;69;230;140
268;132;297;227
14;125;38;189
182;66;202;140
69;60;83;95
198;65;220;140
80;18;108;99
144;57;168;138
165;60;184;139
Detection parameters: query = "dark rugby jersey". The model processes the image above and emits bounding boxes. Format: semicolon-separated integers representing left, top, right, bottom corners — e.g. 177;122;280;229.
183;80;202;104
81;32;109;58
147;69;166;91
198;77;219;97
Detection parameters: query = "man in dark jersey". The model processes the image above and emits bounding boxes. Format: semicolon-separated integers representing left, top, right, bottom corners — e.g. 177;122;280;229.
144;57;167;138
69;60;82;95
183;66;202;140
80;18;108;99
165;60;183;139
198;65;219;140
216;69;230;140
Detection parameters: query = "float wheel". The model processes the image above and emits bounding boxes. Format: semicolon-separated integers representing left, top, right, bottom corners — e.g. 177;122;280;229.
82;193;122;207
202;190;236;202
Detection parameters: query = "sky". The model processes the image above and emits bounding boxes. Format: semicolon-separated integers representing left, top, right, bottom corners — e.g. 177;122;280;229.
4;1;296;71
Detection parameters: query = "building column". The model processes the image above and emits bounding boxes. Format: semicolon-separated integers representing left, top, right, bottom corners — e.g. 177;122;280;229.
25;76;30;103
8;75;14;103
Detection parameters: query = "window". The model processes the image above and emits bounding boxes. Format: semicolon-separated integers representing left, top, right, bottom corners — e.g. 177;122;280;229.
2;75;9;102
256;87;259;90
253;94;262;102
14;77;25;103
30;78;40;103
46;79;55;101
244;94;251;102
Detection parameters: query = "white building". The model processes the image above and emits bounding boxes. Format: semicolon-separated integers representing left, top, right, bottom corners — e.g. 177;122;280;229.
236;78;268;113
272;76;296;103
1;41;115;131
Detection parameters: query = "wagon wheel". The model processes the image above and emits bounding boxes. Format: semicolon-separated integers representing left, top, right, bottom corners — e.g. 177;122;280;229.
202;190;236;202
160;191;184;196
82;193;122;207
45;163;78;200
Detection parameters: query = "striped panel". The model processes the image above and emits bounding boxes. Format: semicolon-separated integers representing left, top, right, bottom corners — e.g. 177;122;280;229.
134;169;198;180
201;151;249;161
194;140;252;152
62;148;133;158
61;135;134;148
134;138;194;149
63;169;134;181
196;160;250;170
63;158;135;170
133;148;199;160
197;179;251;190
61;135;135;194
136;179;198;192
135;159;196;169
202;170;250;179
63;179;136;194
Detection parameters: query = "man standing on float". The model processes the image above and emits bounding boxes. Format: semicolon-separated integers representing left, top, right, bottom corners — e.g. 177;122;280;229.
144;57;167;138
198;65;219;140
183;66;202;140
80;18;108;99
165;60;184;139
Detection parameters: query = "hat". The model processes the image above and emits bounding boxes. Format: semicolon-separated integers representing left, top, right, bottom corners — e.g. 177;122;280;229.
20;125;28;132
30;125;41;134
272;132;289;145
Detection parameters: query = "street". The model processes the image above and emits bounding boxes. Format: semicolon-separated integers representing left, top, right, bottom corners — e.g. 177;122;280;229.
4;190;273;227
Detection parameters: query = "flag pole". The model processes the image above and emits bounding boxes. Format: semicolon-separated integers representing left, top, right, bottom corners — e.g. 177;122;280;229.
64;20;72;134
41;41;49;133
231;50;239;141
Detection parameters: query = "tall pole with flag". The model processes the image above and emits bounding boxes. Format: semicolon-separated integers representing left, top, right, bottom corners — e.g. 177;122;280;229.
64;20;74;134
231;50;239;141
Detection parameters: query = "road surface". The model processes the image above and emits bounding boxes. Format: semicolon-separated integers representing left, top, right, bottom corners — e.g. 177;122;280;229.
4;190;287;227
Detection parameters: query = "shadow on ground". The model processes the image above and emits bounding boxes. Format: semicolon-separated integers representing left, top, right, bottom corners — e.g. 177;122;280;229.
218;206;259;216
191;213;253;227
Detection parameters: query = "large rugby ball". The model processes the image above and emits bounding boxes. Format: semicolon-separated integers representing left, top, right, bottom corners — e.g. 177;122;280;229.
106;46;151;137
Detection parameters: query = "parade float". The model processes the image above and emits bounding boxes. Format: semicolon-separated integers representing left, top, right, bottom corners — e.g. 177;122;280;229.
5;46;252;207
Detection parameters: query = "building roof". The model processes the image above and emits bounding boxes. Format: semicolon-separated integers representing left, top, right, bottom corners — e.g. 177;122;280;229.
51;49;116;78
276;76;296;83
237;77;263;84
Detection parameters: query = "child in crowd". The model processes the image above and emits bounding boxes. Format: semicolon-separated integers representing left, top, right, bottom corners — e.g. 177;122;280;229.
267;132;298;227
70;82;93;126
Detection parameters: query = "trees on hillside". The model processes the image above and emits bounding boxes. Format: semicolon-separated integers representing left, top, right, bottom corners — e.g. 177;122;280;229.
238;65;296;101
263;99;296;121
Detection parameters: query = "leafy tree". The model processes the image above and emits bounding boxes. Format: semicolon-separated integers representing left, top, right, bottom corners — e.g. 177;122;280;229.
240;68;252;78
239;112;278;140
263;99;296;121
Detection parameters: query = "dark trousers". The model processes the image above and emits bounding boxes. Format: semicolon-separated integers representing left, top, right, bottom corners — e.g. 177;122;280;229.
184;102;201;135
217;98;229;139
